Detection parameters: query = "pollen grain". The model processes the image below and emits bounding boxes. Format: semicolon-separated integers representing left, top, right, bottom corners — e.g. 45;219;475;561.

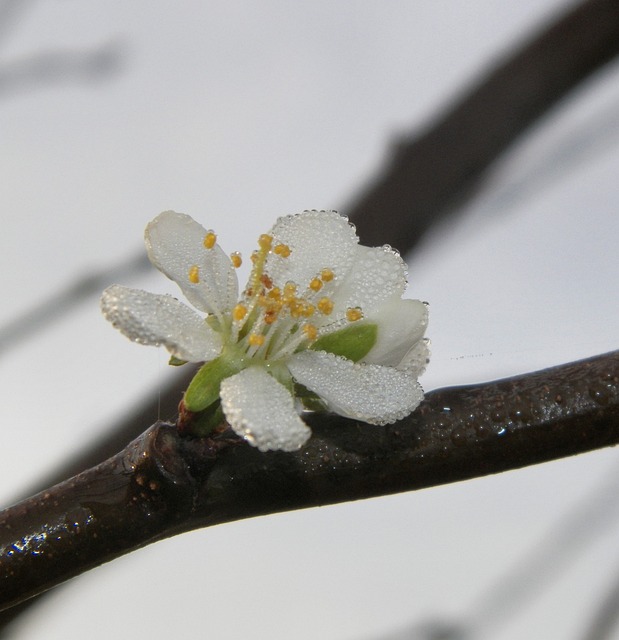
188;265;200;284
203;232;217;249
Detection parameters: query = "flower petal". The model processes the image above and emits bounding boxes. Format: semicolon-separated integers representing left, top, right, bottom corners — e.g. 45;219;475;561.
265;210;358;291
330;245;408;318
288;350;423;425
145;211;238;315
362;297;428;367
398;338;431;376
100;284;222;362
220;367;311;452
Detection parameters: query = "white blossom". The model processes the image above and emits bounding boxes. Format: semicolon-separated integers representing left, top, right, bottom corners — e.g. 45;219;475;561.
101;210;429;452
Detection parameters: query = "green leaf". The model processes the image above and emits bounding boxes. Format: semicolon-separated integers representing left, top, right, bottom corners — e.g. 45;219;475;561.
184;355;244;412
311;322;377;362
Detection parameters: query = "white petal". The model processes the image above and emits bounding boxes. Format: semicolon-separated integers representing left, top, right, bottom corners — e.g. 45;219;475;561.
331;245;408;317
362;297;428;367
145;211;238;315
264;210;358;290
398;338;431;376
220;367;311;452
100;285;222;362
288;350;423;425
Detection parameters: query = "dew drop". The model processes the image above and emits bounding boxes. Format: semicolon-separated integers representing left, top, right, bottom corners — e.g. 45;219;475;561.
450;429;467;447
589;383;613;406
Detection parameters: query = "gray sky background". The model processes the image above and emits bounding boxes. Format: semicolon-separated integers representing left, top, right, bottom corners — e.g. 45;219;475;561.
1;2;618;638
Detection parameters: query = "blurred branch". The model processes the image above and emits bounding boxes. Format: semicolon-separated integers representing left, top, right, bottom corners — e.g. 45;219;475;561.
582;564;619;640
0;0;36;50
0;41;126;97
0;253;149;357
381;449;619;640
1;350;618;612
348;0;619;248
0;0;125;97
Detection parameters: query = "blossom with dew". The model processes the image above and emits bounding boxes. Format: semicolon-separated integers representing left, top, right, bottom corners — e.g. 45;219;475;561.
100;210;429;452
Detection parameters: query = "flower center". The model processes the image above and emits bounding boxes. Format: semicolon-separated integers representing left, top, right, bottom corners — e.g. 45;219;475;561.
222;232;363;363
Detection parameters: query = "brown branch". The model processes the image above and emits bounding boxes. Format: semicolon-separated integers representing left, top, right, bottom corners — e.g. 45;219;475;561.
1;350;618;613
348;0;619;248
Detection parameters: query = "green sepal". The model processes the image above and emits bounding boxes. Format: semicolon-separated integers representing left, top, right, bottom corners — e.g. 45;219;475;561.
169;355;188;366
294;383;327;412
184;354;244;412
189;402;225;438
311;322;377;362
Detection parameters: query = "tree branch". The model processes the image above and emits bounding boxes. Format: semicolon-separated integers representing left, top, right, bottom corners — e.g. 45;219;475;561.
2;350;617;613
347;0;619;248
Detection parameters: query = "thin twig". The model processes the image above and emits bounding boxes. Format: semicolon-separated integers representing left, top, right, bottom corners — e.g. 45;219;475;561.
1;350;617;613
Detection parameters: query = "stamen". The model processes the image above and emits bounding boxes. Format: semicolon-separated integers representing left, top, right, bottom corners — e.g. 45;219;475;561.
258;234;273;251
321;268;334;282
283;282;297;300
203;232;217;249
248;333;265;347
302;303;315;318
261;274;273;289
274;243;291;258
250;251;259;264
232;304;247;321
346;307;363;322
188;265;200;284
230;252;242;268
309;278;323;292
317;297;334;315
303;324;318;341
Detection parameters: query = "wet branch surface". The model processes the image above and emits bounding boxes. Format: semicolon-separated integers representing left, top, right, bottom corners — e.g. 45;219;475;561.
1;350;618;612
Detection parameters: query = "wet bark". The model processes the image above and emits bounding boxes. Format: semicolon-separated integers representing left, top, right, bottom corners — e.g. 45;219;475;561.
2;350;618;612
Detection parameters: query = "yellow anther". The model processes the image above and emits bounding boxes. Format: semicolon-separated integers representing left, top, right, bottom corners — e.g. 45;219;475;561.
283;282;297;301
230;252;242;268
309;278;323;292
346;307;363;322
321;268;334;282
188;265;200;284
303;324;318;341
289;301;304;318
317;297;334;315
268;287;281;299
232;304;247;322
274;243;291;258
250;251;259;264
302;303;315;318
258;234;273;251
248;333;265;347
264;309;279;325
203;232;217;249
